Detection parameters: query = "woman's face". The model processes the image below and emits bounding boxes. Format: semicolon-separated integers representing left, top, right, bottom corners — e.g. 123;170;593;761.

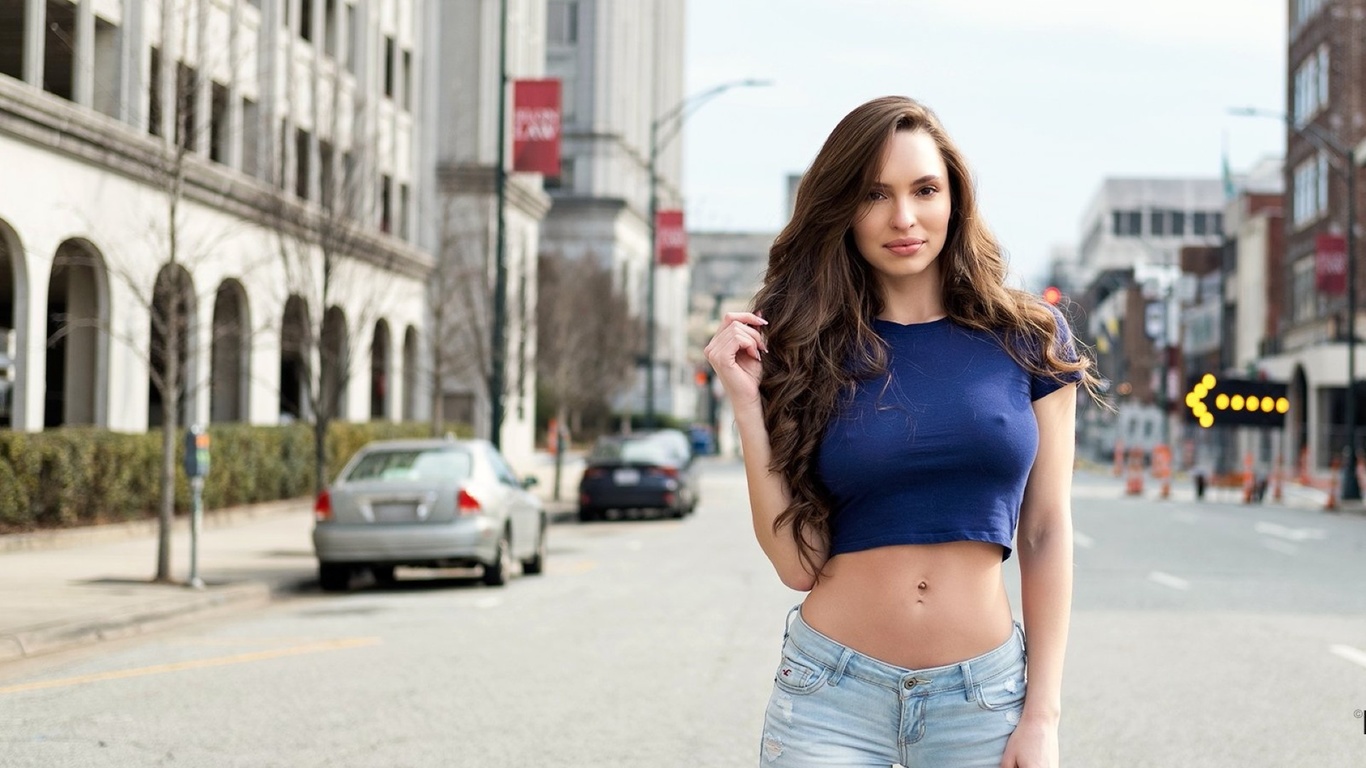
850;129;953;289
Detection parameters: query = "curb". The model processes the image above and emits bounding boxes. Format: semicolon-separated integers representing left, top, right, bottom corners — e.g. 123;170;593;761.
0;581;281;663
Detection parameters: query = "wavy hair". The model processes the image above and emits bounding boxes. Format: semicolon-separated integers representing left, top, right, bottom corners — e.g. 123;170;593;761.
751;96;1098;577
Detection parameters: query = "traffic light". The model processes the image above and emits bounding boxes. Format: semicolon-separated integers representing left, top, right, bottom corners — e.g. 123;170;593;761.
1042;286;1063;305
1183;373;1289;429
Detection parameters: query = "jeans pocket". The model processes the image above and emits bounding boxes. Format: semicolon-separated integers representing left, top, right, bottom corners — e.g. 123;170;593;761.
973;670;1026;712
772;644;830;696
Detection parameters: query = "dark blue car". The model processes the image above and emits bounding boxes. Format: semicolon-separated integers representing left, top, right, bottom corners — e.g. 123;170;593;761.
577;431;698;522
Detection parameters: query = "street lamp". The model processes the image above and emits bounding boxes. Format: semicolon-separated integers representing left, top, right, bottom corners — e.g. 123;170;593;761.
643;78;771;428
1229;106;1361;500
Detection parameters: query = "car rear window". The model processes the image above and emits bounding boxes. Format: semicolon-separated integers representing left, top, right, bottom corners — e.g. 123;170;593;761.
591;438;673;465
344;448;472;483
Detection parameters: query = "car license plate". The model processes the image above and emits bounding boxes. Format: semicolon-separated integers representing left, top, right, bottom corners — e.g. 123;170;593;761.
613;469;641;485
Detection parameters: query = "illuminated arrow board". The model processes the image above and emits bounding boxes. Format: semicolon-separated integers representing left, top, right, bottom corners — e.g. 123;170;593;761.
1183;374;1289;429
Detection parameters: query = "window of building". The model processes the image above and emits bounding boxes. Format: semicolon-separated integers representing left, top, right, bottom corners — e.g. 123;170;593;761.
1293;152;1329;226
384;36;395;99
402;50;413;110
1111;209;1143;237
42;0;76;101
345;4;358;74
210;82;229;164
242;97;261;178
1293;44;1330;126
319;140;335;210
1292;256;1317;324
1150;209;1166;237
399;183;410;239
1170;210;1185;237
545;157;574;191
324;0;338;58
1293;0;1328;31
548;1;579;45
300;0;313;42
174;62;199;151
380;174;393;233
1193;211;1208;236
148;47;162;137
296;128;311;200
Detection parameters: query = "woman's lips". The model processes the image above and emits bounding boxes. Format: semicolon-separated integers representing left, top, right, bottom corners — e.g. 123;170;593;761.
885;239;925;255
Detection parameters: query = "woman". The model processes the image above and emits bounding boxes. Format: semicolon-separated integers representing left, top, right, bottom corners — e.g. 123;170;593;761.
703;96;1096;767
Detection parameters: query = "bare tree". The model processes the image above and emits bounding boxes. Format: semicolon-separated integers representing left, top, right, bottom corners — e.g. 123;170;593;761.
536;251;640;435
425;192;537;441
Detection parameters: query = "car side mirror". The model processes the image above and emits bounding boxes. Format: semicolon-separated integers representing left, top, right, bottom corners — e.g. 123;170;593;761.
521;476;539;489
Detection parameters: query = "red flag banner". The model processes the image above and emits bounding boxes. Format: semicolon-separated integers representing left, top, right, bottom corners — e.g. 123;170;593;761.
513;79;561;176
1316;233;1347;295
655;210;687;266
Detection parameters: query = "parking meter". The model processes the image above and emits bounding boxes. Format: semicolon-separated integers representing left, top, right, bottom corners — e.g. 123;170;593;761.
184;427;210;588
184;428;210;478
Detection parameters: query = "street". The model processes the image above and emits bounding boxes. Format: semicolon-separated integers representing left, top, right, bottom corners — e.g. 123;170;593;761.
1;461;1364;767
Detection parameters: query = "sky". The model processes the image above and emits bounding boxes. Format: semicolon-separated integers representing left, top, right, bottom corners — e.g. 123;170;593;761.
680;0;1288;289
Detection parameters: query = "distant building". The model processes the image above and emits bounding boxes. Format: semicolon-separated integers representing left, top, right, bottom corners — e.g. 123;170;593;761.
0;0;430;433
540;0;690;423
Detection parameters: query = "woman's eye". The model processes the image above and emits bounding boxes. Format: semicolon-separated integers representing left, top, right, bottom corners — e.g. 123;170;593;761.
917;186;939;197
868;190;888;201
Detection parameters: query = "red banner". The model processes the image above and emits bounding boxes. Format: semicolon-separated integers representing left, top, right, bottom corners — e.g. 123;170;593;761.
513;79;561;176
1316;233;1347;295
655;210;687;266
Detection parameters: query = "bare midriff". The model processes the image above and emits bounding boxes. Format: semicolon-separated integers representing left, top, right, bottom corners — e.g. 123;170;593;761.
798;540;1015;670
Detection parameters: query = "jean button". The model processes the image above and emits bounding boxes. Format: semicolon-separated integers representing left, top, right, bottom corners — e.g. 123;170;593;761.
903;679;916;690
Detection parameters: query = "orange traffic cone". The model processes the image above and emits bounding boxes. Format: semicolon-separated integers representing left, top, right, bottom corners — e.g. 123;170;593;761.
1124;448;1145;496
1242;453;1255;504
1326;457;1341;511
1113;440;1125;477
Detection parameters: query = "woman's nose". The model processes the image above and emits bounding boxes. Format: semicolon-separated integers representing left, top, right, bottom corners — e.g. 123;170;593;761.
891;197;917;229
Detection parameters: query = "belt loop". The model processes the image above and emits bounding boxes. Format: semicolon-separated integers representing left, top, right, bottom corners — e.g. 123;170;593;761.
783;604;801;641
959;660;975;702
829;648;852;687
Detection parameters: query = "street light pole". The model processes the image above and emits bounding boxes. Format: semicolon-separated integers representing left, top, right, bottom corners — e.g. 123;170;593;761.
1229;106;1361;499
643;79;771;429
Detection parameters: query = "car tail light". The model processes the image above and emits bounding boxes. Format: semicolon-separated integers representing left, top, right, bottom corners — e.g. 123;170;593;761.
314;490;332;522
583;467;608;480
458;488;481;515
649;466;679;479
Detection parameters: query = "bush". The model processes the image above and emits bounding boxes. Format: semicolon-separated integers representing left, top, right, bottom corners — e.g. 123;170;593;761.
0;420;467;533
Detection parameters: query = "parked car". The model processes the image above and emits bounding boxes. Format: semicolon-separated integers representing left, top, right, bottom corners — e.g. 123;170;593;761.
577;431;698;521
312;437;546;591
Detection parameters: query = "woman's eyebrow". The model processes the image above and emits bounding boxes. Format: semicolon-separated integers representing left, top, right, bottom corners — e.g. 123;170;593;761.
871;174;942;189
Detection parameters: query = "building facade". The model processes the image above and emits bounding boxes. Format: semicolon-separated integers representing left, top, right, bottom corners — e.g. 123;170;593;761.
0;0;430;433
540;0;690;422
1074;177;1228;457
1257;0;1366;472
420;0;549;465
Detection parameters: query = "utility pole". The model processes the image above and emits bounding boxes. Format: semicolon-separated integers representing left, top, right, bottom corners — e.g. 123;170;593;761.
490;0;509;449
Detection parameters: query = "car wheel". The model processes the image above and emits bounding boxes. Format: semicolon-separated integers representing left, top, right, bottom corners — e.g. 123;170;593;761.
482;529;512;587
371;565;396;585
521;517;547;576
319;562;351;592
577;506;600;523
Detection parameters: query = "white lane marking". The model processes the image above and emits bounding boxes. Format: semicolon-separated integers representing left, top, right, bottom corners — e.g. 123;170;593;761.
1261;539;1298;556
1148;571;1190;591
1254;521;1325;542
1073;531;1094;549
1330;645;1366;670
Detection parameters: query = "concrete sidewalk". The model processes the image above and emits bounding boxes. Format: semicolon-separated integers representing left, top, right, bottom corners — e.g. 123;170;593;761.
0;451;584;664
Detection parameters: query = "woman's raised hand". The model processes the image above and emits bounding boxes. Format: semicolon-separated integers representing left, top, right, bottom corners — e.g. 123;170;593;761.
703;312;768;410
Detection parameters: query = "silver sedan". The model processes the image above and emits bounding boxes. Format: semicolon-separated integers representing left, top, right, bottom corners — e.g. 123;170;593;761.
312;438;546;591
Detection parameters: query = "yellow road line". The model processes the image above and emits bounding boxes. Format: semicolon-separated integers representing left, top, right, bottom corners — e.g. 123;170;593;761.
0;637;381;695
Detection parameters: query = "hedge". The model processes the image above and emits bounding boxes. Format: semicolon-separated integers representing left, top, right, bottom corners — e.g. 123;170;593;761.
0;421;469;533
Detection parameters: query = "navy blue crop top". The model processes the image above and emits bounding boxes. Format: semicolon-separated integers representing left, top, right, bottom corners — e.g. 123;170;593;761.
817;314;1080;560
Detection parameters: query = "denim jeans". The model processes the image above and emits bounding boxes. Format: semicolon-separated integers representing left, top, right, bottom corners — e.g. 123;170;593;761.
759;607;1027;767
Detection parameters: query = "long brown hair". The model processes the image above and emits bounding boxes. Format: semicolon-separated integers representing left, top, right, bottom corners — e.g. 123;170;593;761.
752;96;1097;576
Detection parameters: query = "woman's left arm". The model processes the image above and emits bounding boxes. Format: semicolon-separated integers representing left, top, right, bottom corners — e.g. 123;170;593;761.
1004;381;1078;768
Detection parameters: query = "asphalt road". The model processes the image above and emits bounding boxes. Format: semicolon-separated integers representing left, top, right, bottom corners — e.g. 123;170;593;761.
1;461;1364;767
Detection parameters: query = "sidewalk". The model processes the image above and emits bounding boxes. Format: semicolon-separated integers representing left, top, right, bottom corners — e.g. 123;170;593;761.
0;451;583;664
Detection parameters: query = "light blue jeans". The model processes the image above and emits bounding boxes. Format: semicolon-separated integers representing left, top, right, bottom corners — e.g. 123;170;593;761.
759;607;1027;767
